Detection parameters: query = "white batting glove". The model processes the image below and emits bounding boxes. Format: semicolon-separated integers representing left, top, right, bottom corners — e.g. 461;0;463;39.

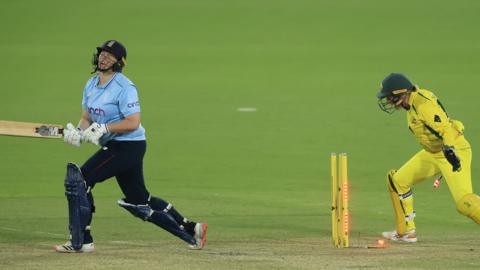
63;123;82;147
82;122;108;145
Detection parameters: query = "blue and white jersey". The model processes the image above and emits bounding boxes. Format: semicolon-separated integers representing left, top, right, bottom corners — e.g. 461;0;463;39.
82;73;146;145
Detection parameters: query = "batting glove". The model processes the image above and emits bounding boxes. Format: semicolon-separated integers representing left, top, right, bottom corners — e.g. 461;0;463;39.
82;122;108;145
63;123;82;147
82;123;108;145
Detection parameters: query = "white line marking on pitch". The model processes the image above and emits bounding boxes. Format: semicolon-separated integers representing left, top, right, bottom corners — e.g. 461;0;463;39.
109;240;150;246
237;107;257;112
33;231;65;237
1;227;65;237
1;227;19;231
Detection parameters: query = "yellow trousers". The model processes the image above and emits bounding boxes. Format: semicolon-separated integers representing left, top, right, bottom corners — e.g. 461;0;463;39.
389;143;472;233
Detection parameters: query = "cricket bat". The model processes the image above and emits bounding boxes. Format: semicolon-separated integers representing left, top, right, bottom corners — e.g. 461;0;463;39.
0;120;64;139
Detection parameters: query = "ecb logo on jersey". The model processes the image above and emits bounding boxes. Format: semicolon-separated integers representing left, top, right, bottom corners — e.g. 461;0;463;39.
127;101;140;108
88;107;106;116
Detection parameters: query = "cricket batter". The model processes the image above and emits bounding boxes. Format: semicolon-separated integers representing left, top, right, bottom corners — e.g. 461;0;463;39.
377;73;480;242
55;40;207;252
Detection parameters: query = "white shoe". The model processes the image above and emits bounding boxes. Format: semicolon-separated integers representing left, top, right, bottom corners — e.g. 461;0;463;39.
189;223;207;250
54;241;95;253
382;230;417;243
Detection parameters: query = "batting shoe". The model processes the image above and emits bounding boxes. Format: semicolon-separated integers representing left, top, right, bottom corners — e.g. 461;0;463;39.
54;241;95;253
382;229;417;243
189;223;208;250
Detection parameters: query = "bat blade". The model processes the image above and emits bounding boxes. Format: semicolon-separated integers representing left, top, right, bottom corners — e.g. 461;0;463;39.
0;120;63;139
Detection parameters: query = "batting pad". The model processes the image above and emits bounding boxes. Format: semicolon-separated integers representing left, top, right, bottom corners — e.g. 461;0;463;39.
65;163;91;250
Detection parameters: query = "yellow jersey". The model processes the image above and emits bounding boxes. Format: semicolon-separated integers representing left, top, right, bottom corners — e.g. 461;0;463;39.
406;89;469;153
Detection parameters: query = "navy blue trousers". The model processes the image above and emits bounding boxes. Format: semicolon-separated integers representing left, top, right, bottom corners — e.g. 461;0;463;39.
78;140;196;244
81;140;149;204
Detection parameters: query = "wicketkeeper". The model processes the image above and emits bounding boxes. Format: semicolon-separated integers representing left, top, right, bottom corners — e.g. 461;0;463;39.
55;40;207;252
377;73;480;242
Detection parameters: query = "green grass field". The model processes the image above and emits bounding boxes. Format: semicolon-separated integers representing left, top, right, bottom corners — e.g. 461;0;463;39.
1;0;480;269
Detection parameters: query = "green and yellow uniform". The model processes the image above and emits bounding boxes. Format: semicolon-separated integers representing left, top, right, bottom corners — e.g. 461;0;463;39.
388;88;479;234
406;89;468;154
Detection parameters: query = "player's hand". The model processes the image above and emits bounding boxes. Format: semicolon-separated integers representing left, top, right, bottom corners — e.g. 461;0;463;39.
63;123;82;147
82;122;108;145
442;145;461;172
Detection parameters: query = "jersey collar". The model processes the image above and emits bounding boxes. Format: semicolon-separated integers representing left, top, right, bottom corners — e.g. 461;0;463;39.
407;91;417;110
96;73;117;89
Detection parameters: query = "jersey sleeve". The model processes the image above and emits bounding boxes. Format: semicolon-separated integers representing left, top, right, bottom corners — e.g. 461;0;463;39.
418;99;457;146
82;89;88;111
82;78;94;111
118;85;141;117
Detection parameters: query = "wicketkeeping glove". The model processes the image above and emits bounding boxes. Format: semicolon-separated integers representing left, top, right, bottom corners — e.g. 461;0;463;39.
82;122;108;145
442;145;461;172
63;123;82;147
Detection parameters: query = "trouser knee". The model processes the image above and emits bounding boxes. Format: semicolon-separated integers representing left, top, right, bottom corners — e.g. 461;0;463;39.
386;170;398;193
456;193;480;224
386;169;411;195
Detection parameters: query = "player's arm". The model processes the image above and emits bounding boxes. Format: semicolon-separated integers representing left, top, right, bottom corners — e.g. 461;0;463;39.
419;100;461;171
106;112;140;133
83;83;141;145
106;84;142;134
82;113;140;145
78;110;92;130
419;100;455;145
